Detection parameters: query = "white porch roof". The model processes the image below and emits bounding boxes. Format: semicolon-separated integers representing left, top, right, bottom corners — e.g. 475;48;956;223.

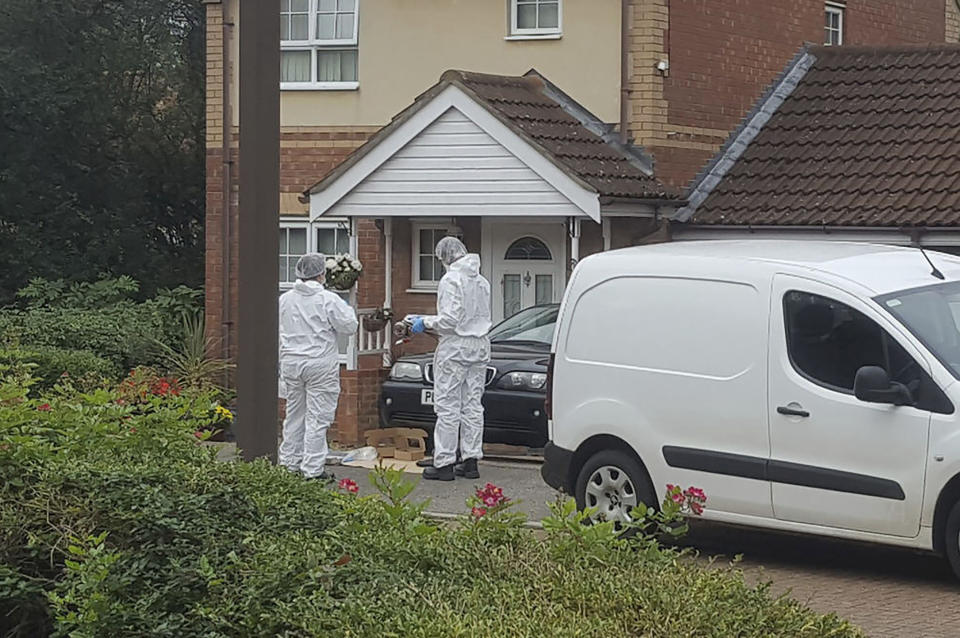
306;70;685;224
309;84;601;222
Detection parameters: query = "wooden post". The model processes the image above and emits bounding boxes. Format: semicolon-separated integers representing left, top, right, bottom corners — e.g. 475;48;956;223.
236;0;280;462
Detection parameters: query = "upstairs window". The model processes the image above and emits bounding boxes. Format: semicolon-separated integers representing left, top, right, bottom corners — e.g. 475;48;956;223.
825;3;844;46
510;0;561;37
281;0;359;90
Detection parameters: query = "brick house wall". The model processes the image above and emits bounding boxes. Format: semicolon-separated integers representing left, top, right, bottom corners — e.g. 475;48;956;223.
205;0;953;445
628;0;950;191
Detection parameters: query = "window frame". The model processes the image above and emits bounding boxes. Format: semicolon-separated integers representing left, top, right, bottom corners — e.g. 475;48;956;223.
509;0;562;39
279;222;311;289
279;218;353;363
782;289;916;396
411;222;453;291
824;2;845;46
315;222;351;257
281;0;360;91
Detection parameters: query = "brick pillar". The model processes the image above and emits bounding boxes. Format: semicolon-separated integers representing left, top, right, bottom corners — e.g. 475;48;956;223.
949;0;960;42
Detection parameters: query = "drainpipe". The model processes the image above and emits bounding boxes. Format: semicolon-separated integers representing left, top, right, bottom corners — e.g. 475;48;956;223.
619;0;630;144
221;0;234;369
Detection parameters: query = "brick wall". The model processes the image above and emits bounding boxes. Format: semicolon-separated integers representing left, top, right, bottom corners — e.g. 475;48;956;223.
630;0;949;190
948;0;960;41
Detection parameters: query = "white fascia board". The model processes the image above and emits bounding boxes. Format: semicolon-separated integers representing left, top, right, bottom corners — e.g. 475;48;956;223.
309;84;600;222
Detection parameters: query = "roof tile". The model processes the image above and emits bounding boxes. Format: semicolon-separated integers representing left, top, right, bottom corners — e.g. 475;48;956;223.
694;44;960;228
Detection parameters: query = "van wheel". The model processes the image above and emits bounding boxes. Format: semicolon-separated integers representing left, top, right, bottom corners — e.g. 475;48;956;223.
944;499;960;579
575;449;655;533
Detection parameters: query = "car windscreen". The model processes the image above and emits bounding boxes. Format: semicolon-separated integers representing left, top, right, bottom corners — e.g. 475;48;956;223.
488;305;559;346
876;281;960;380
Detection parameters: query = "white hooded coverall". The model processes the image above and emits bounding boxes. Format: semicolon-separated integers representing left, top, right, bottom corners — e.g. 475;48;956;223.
278;279;358;477
423;254;492;468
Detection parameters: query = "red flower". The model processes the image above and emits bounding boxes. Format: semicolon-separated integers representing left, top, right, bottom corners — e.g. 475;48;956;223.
471;506;487;518
684;487;707;502
338;478;359;494
193;431;204;438
690;502;704;516
37;403;51;412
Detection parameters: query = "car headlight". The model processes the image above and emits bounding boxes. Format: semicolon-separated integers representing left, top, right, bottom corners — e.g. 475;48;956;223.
496;371;547;392
389;362;423;382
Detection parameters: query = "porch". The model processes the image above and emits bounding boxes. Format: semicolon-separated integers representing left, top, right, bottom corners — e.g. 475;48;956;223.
296;68;684;443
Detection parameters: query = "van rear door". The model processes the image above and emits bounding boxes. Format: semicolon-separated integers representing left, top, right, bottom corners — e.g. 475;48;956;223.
767;274;929;537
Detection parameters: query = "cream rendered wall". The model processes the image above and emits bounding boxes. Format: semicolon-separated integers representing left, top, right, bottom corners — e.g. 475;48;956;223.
228;0;621;127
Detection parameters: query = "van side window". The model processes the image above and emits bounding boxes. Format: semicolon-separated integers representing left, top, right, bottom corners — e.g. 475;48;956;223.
783;291;922;394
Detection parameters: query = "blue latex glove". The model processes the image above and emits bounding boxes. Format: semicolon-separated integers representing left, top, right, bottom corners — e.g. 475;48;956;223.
411;317;426;334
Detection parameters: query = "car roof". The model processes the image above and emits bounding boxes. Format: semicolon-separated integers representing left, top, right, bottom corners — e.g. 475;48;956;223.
588;240;960;295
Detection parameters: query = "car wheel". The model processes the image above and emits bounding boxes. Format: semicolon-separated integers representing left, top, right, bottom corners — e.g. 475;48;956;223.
944;499;960;579
574;449;655;533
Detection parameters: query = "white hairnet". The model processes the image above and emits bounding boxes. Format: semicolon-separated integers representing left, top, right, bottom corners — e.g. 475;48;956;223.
435;236;467;266
295;253;327;280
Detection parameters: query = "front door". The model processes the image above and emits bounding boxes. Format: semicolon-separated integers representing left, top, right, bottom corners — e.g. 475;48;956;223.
767;274;931;538
489;223;566;322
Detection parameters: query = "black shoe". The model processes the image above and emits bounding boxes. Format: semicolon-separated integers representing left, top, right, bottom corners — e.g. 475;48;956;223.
305;471;334;482
454;458;479;479
423;465;455;481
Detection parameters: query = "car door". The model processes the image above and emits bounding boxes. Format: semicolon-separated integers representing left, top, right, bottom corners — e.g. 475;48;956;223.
768;274;931;538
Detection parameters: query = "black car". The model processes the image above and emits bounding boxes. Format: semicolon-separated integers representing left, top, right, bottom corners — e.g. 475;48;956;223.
380;304;559;448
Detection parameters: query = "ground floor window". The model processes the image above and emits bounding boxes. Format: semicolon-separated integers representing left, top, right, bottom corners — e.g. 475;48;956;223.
412;222;457;290
280;219;353;360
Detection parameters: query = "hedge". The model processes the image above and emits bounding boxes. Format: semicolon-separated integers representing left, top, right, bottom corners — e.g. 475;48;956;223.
0;375;864;638
0;346;119;389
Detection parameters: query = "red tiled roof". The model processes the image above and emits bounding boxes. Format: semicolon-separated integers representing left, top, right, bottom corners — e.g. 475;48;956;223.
307;69;680;203
449;71;679;201
686;44;960;227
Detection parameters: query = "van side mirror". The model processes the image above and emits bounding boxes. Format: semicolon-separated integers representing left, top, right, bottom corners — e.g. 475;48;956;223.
854;366;913;406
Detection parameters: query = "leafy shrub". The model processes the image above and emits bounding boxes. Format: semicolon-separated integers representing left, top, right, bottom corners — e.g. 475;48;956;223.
0;346;119;389
0;277;202;370
0;374;864;638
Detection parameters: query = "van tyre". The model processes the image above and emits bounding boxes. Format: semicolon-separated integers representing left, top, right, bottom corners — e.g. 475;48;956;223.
944;499;960;579
575;449;655;533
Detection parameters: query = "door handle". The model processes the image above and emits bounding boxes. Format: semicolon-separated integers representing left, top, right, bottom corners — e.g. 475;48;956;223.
777;406;810;418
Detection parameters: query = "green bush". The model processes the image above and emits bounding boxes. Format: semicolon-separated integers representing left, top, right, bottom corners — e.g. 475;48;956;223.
0;375;864;638
0;346;119;389
0;277;202;370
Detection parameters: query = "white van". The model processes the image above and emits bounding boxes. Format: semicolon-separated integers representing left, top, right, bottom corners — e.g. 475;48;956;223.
542;241;960;576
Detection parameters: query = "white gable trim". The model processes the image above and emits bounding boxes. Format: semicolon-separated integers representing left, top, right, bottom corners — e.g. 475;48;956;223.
308;84;601;222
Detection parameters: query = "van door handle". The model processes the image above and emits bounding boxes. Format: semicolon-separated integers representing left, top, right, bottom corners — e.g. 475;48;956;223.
777;406;810;418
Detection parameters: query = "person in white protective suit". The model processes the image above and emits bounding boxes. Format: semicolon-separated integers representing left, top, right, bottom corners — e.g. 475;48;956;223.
410;236;492;481
278;253;358;480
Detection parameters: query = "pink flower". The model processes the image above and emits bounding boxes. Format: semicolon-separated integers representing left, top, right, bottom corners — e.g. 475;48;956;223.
193;431;204;438
338;478;359;494
471;506;487;518
684;487;706;502
483;496;497;507
670;491;684;504
690;501;704;516
37;403;51;412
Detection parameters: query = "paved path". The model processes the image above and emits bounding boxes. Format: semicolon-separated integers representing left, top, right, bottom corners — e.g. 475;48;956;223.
332;459;960;638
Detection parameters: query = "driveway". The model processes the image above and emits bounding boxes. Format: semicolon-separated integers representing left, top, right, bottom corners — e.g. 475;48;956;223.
333;459;960;638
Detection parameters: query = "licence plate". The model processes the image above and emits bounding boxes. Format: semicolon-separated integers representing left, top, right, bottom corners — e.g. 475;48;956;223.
421;389;434;406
